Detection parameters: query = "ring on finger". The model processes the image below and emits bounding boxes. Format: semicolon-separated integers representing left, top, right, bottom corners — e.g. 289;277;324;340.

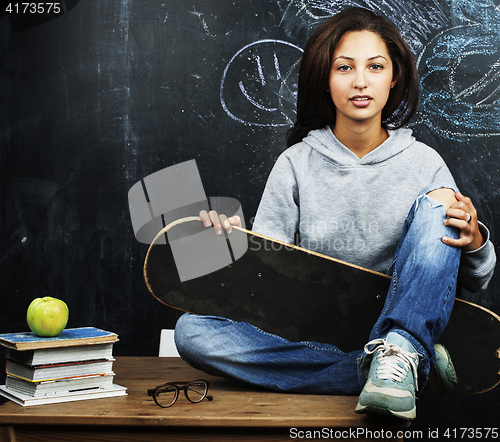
466;213;472;223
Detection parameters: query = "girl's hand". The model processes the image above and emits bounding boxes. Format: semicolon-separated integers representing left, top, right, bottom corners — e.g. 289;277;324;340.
199;210;242;235
442;193;484;252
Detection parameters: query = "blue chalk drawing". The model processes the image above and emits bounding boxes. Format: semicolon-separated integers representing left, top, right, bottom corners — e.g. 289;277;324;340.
417;0;500;139
277;0;448;53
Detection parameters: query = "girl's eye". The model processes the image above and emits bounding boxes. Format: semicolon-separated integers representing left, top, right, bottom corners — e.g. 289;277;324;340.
370;64;384;70
337;65;351;71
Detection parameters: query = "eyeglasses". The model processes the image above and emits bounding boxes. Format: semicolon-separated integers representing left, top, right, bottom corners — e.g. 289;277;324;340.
147;380;213;408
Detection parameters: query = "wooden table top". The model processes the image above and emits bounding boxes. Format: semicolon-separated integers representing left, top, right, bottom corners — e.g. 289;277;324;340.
0;356;409;430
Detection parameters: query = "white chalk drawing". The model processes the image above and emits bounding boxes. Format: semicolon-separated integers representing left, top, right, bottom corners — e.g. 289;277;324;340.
416;0;500;139
189;10;216;39
220;40;303;127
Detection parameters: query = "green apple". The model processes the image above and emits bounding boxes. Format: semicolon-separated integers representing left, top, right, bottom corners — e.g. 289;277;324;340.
26;297;69;337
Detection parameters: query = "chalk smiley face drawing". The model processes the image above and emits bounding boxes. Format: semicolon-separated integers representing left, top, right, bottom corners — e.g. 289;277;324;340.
220;40;303;127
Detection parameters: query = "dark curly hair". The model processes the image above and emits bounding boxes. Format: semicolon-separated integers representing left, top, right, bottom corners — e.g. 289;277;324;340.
287;7;419;147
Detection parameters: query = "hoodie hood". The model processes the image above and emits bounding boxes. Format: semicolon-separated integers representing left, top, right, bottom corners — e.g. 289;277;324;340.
301;127;416;166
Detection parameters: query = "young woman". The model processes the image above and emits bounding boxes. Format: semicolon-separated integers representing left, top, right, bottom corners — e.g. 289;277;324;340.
175;7;496;420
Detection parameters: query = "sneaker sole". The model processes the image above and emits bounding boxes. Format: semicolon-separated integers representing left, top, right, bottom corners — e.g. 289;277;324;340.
355;401;416;420
434;343;458;394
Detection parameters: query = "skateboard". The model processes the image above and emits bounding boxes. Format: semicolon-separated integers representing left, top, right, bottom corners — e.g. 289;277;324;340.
144;217;500;395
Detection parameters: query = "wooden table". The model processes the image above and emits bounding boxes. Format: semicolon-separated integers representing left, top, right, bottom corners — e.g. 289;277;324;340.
0;357;410;441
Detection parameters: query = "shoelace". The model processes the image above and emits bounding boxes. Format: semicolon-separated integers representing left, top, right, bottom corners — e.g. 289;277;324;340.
364;338;419;391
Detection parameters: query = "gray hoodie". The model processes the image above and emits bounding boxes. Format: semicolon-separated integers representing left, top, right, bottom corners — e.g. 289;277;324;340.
252;127;496;292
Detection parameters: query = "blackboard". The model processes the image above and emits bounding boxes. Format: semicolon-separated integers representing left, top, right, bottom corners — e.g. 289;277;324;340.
0;0;498;429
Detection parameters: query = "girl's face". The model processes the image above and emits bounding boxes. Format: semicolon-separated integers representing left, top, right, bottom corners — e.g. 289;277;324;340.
329;30;396;129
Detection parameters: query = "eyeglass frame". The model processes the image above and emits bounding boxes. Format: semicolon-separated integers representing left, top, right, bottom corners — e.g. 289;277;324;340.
147;380;213;408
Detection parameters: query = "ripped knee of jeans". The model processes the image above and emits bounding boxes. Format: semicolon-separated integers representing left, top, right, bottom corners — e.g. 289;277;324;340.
426;187;457;211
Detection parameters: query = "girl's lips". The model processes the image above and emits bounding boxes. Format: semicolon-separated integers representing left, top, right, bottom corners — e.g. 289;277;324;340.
350;96;372;108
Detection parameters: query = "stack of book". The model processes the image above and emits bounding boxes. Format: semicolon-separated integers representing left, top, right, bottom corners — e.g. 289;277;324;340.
0;327;127;406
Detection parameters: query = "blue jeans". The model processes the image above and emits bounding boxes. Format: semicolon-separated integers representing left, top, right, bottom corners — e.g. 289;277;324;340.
174;183;461;394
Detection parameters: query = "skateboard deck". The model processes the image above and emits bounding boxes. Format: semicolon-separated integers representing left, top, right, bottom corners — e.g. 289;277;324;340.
144;217;500;395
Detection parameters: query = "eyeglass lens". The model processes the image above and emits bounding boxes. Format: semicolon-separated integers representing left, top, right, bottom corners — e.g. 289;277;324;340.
154;384;178;408
185;380;209;403
153;381;209;408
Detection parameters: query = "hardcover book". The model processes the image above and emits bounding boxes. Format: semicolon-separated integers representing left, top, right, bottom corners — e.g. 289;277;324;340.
6;373;115;397
0;327;118;351
5;342;114;365
6;359;115;382
0;384;127;406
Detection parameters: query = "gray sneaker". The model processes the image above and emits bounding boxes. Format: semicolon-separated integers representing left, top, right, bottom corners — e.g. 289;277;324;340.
428;343;458;394
355;332;419;420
